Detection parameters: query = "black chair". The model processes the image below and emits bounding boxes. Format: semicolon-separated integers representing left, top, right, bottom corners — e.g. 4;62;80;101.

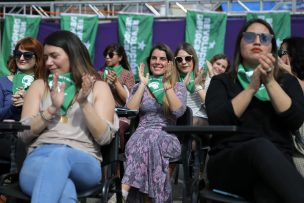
0;133;122;203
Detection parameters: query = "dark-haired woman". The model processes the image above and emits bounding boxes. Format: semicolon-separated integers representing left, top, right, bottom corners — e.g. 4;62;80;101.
206;19;304;202
101;43;135;150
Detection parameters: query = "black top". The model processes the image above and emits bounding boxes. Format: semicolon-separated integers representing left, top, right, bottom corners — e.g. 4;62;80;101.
206;72;304;156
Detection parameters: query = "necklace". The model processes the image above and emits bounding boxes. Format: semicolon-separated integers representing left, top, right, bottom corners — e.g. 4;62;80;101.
59;93;79;124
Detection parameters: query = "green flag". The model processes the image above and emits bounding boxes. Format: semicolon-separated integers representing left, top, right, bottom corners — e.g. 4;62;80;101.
1;14;41;76
246;12;291;47
185;11;227;69
118;14;153;81
60;14;99;60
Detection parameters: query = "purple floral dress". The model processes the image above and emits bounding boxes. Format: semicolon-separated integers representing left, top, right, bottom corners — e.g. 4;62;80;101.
122;82;187;203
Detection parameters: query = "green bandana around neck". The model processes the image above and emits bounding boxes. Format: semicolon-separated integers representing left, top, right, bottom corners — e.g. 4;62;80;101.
147;75;164;104
48;72;76;115
179;71;195;93
102;65;123;80
237;64;270;101
12;71;34;94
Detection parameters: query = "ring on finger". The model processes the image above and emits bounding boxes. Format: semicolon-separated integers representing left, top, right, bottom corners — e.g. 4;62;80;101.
266;67;272;73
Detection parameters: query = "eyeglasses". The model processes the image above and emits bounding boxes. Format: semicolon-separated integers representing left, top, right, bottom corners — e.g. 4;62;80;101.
175;55;193;63
13;50;35;60
278;49;288;57
104;52;118;58
242;32;273;45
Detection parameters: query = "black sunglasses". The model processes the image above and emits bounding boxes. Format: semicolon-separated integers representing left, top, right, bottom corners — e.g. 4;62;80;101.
242;32;273;45
13;50;35;60
278;49;288;57
104;52;118;59
175;55;193;63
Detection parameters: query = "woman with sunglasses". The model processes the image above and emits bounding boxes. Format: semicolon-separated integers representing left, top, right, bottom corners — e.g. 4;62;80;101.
121;43;187;203
0;37;43;178
0;37;43;122
175;43;230;126
205;18;304;202
17;30;118;203
101;43;135;151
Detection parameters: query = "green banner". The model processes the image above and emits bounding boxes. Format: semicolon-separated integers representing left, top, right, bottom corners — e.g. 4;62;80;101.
1;14;41;76
246;12;291;48
60;14;99;61
185;11;227;69
118;14;153;81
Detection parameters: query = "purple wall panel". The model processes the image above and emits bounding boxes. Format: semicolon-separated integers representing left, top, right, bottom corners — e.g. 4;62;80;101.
36;16;304;71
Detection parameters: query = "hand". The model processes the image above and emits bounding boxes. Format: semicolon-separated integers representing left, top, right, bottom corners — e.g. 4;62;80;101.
258;53;276;84
248;68;262;93
194;68;204;86
278;57;292;74
50;73;65;109
163;61;173;82
138;63;149;85
183;72;191;87
105;71;117;85
77;74;96;104
206;60;214;77
12;88;25;107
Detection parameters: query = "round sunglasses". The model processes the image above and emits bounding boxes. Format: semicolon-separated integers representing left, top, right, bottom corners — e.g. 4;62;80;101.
175;55;193;63
13;50;35;60
242;32;273;45
104;52;118;58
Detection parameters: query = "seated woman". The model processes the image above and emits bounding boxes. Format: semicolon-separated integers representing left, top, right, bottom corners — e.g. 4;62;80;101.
0;37;44;174
205;18;304;203
121;43;187;203
0;37;44;121
17;30;119;203
101;43;135;151
174;43;230;126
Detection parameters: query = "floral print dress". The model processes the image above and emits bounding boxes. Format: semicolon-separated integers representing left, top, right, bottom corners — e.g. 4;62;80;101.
122;82;187;203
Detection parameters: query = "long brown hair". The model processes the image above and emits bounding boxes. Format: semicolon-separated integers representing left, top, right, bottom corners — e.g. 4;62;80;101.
147;43;178;115
42;30;101;91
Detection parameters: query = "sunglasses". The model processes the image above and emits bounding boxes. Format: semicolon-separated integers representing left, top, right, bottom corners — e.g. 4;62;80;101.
278;49;288;57
13;50;35;60
242;32;273;45
104;52;118;58
175;55;193;63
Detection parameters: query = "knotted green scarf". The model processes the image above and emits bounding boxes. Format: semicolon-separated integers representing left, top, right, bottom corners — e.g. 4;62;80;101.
102;65;123;80
179;71;195;93
147;75;164;104
48;73;76;115
237;64;270;101
12;71;34;94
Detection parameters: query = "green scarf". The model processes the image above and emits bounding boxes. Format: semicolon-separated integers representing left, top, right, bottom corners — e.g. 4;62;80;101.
102;65;123;80
12;71;34;94
48;73;76;115
179;71;195;93
147;75;164;104
237;64;270;101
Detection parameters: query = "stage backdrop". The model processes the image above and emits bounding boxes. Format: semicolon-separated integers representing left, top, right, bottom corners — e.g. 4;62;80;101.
36;16;304;71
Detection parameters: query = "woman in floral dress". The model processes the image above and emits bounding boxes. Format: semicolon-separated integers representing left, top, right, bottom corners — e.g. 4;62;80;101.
121;43;187;203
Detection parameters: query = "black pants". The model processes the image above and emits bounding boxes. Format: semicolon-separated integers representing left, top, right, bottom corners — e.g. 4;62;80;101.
207;137;304;203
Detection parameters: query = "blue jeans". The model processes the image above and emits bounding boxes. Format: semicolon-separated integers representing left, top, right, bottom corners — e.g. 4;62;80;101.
19;144;102;203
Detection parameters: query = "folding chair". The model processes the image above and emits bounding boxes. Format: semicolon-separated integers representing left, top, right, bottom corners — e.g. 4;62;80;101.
0;133;122;203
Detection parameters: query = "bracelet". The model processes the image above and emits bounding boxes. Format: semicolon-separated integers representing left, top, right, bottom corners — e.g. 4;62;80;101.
164;86;172;92
40;111;53;122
